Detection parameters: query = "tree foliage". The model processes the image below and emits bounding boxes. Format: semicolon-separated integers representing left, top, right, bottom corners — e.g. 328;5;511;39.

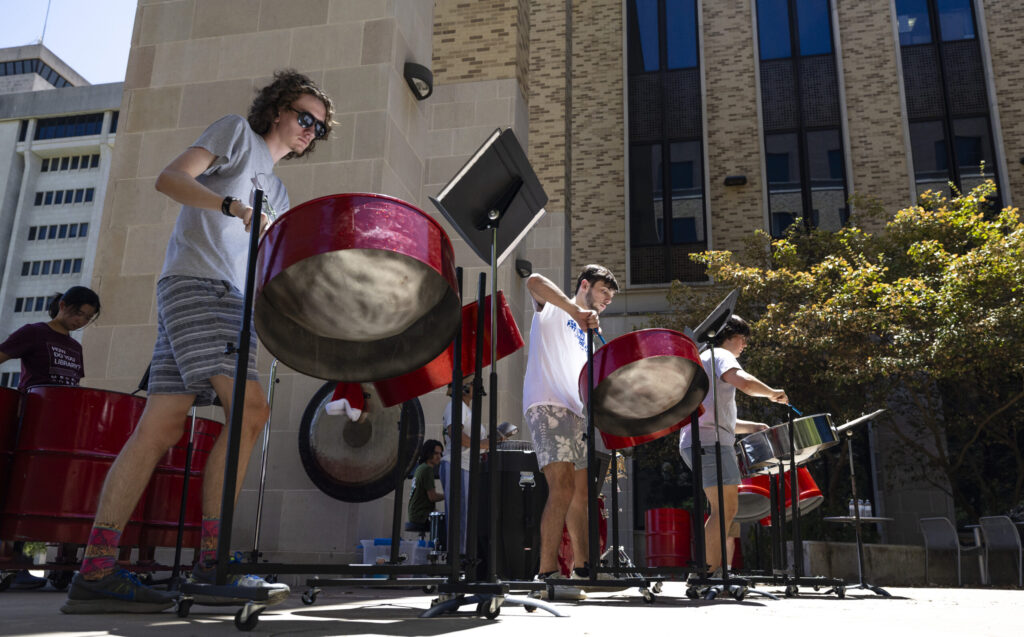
655;181;1024;520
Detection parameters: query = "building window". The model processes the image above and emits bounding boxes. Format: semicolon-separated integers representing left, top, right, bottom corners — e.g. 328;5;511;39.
110;111;119;133
27;227;36;240
79;222;89;237
34;113;104;140
627;0;707;285
896;0;999;202
757;0;849;237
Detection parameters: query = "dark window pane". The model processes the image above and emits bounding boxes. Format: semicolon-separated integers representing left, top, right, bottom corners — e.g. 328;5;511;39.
48;226;57;239
796;0;831;55
60;157;69;170
91;154;99;168
15;298;23;312
34;297;44;311
65;189;73;202
954;116;994;192
85;188;94;202
758;0;792;59
630;0;661;73
41;158;49;172
34;192;43;205
73;259;82;273
766;133;802;236
58;224;68;238
21;262;29;276
44;191;53;205
110;111;119;133
630;144;665;246
71;156;79;170
666;0;698;69
54;191;64;204
806;129;846;230
42;261;51;275
937;0;975;41
896;0;932;45
62;260;72;274
69;224;78;238
909;120;951;198
668;141;704;244
79;222;89;237
28;227;36;240
74;189;84;203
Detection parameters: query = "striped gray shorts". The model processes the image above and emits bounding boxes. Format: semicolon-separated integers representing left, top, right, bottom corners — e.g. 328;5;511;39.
148;276;258;406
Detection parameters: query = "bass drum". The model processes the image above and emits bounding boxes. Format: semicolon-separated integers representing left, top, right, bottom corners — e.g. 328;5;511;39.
298;381;423;503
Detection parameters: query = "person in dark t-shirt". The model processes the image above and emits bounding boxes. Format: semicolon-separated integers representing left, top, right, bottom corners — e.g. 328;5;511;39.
0;285;99;589
0;286;100;391
408;439;444;526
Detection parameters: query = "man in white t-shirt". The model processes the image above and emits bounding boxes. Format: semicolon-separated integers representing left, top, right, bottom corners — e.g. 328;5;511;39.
679;314;787;576
441;379;488;552
523;264;618;583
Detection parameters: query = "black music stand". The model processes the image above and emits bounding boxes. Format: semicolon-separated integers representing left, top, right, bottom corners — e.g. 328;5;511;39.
422;128;562;618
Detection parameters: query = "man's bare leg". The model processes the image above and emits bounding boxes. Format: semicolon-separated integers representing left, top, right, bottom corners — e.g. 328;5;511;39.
703;484;738;574
538;462;574;575
565;467;590;571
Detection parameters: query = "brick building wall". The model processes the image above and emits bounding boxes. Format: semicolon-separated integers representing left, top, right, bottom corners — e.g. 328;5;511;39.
568;0;626;277
837;2;912;222
981;0;1024;206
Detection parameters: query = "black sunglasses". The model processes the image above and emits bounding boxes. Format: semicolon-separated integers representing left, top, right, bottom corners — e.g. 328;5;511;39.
288;106;326;139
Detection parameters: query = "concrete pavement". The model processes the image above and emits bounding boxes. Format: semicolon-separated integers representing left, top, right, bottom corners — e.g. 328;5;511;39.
0;581;1021;636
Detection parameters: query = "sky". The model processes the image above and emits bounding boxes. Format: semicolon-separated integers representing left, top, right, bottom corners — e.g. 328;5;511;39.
0;0;138;85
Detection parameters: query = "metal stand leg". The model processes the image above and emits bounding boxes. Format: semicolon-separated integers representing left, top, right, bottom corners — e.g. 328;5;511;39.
833;432;890;598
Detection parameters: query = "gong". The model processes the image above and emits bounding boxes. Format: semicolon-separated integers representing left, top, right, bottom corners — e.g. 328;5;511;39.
298;381;423;503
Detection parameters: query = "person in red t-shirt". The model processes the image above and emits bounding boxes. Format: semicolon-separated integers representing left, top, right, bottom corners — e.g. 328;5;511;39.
0;285;99;589
0;286;100;391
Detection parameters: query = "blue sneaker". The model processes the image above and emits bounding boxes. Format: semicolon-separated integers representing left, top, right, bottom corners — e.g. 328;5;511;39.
188;552;289;606
60;569;177;614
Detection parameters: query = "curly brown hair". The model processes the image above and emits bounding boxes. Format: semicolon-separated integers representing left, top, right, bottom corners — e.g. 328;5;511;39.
247;69;335;160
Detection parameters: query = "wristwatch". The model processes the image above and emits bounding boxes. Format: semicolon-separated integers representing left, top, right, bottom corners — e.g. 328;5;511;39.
221;196;240;217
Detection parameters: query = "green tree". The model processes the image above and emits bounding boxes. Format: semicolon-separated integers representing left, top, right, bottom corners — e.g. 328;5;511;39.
656;181;1024;520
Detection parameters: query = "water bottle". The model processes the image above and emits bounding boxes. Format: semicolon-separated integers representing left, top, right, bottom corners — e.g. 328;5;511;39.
863;499;872;517
848;498;855;516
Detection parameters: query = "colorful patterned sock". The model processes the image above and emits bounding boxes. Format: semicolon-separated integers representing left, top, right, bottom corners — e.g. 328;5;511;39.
79;524;122;580
199;517;220;565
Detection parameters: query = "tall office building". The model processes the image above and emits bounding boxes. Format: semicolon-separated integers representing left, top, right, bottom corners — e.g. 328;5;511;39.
0;44;121;387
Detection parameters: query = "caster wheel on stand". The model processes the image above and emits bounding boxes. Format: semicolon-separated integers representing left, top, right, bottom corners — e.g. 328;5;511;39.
641;588;656;604
301;589;319;605
729;585;747;601
48;570;73;592
784;585;798;598
234;603;264;631
176;598;193;618
685;586;699;600
835;586;846;599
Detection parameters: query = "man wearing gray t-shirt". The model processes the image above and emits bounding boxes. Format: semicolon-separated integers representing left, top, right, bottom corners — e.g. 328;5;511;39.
64;70;334;614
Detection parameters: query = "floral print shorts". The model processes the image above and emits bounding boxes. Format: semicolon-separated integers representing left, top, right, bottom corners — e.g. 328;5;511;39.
525;404;588;470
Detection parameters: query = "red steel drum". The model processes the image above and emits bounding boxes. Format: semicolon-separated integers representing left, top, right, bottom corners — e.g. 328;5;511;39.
579;329;708;450
139;415;222;548
0;386;147;544
646;507;692;567
740;467;823;526
374;292;524;407
0;387;22;508
255;193;461;382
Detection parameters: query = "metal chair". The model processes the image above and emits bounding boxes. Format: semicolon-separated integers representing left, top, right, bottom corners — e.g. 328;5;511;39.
979;516;1023;588
919;517;981;586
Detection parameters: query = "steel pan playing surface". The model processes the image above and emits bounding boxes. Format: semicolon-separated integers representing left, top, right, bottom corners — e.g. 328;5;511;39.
256;193;460;382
